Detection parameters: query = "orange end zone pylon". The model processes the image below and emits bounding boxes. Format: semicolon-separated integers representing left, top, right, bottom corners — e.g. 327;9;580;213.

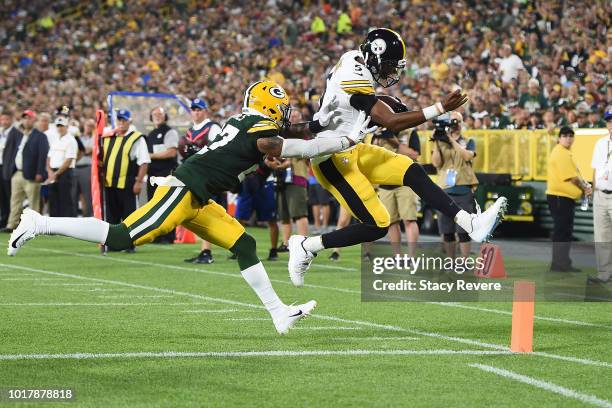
174;226;197;244
510;280;535;353
474;243;506;278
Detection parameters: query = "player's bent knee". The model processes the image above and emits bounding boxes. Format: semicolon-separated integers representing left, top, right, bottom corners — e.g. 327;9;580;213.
105;223;134;250
363;223;388;241
230;233;259;270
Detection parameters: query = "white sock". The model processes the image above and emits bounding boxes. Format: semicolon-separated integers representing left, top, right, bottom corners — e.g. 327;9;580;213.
303;236;324;253
454;210;474;233
240;262;284;318
42;216;110;244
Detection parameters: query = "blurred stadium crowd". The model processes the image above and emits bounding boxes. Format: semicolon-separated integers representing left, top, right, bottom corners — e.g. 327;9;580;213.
0;0;609;131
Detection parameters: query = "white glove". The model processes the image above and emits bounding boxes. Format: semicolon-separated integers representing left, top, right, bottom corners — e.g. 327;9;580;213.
314;95;342;127
345;111;378;145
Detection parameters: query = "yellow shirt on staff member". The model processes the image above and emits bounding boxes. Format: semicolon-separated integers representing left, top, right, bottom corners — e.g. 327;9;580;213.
546;144;582;199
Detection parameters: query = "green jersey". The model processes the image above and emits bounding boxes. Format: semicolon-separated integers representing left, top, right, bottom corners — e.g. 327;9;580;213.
174;113;279;203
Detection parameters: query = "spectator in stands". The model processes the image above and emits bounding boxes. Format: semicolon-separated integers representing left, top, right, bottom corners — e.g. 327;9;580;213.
5;110;49;230
519;78;550;113
497;44;525;84
46;116;78;217
546;126;592;272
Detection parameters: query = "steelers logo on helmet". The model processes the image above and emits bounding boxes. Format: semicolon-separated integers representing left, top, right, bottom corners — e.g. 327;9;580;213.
371;38;387;55
360;28;407;88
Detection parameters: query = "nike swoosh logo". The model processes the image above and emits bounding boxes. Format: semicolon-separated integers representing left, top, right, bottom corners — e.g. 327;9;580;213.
288;310;303;317
11;231;26;248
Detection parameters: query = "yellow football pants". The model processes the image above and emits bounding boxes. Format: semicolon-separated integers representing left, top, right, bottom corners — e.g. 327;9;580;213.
123;186;244;249
313;143;413;228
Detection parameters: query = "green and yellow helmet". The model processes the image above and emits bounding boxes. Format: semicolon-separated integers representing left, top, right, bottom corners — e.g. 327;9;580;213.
243;81;292;127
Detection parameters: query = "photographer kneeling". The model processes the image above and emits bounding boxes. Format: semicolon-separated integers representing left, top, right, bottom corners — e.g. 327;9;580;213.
431;112;479;260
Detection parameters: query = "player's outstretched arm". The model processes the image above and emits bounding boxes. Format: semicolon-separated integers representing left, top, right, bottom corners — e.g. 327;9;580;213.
258;112;375;159
370;90;468;132
281;95;342;139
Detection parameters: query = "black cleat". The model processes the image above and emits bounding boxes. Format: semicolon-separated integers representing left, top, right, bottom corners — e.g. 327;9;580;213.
328;251;340;261
277;244;289;253
267;248;279;261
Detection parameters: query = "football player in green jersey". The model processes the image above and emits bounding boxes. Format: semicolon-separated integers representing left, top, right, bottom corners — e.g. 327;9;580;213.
8;81;375;335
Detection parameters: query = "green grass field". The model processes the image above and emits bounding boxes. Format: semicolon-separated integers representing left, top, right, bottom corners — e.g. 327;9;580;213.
0;228;610;407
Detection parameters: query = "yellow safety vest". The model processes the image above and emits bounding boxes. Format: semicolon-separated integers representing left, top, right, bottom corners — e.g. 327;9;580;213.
103;130;142;189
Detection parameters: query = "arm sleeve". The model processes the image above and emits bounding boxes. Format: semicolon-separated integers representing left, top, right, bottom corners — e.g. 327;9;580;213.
349;94;378;115
163;129;179;149
280;137;350;159
130;137;151;165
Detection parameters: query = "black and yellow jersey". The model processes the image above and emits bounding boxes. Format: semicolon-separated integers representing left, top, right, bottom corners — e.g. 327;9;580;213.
174;112;278;203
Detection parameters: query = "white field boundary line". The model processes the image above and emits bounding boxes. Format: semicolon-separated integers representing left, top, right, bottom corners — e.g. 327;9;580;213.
181;309;250;313
332;336;420;341
0;349;512;361
469;364;612;408
1;263;610;369
0;303;212;306
32;247;611;330
292;327;361;331
429;302;612;330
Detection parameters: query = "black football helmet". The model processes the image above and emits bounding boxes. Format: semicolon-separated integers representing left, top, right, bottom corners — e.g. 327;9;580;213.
360;28;407;88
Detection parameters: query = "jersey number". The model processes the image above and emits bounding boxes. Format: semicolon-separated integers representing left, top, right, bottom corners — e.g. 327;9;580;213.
196;124;239;154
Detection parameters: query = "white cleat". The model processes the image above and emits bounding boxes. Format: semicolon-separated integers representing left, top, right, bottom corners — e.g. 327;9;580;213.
288;235;315;287
467;197;508;242
273;300;317;335
7;208;42;256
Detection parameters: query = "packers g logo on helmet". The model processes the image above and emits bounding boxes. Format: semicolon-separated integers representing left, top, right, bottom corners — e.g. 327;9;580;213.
243;81;292;127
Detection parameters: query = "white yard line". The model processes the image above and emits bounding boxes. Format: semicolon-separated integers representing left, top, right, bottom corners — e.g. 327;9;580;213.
0;303;211;307
332;337;420;341
469;364;612;408
292;327;361;331
97;295;174;299
432;302;612;330
1;278;62;281
181;309;247;313
0;349;512;361
32;247;610;330
224;318;270;321
1;262;610;369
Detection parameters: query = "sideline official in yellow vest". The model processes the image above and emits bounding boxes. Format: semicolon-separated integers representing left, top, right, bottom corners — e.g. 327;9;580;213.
546;126;592;272
102;109;150;251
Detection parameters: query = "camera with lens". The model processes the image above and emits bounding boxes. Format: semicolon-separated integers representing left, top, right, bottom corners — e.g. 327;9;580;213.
431;114;460;144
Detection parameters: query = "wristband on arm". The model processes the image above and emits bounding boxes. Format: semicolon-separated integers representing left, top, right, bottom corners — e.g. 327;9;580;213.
422;102;445;120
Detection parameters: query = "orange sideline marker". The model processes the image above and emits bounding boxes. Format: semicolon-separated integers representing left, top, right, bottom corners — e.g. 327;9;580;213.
474;243;506;278
174;226;197;244
510;280;535;353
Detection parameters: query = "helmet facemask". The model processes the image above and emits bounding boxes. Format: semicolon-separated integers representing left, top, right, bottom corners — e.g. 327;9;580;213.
371;57;406;88
278;103;292;129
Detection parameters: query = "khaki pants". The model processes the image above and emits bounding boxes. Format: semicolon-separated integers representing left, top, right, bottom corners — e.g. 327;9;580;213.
593;190;612;281
7;171;41;229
